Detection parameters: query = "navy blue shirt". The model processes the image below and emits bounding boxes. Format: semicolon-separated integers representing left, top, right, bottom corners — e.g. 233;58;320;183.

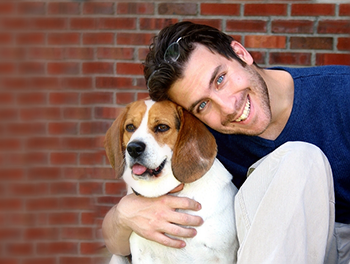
208;65;350;224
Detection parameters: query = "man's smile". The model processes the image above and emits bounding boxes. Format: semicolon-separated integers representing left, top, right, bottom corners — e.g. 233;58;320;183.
235;96;251;122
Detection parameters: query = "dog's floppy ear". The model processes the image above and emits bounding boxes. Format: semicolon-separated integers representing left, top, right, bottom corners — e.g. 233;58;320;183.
172;106;217;183
104;106;128;178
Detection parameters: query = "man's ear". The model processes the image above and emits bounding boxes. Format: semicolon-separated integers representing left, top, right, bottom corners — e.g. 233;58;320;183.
230;41;254;65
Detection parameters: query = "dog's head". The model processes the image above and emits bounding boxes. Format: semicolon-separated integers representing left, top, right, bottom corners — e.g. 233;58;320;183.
104;99;217;197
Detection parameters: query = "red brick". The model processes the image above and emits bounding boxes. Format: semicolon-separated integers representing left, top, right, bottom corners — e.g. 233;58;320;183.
105;182;127;195
339;4;350;16
50;182;77;195
48;212;79;225
31;18;67;30
47;62;80;75
37;242;78;255
272;20;314;34
62;77;93;90
61;137;97;150
81;92;113;104
96;77;133;89
48;122;78;135
0;62;15;75
62;167;115;180
48;2;80;15
51;152;77;165
269;52;311;66
47;33;80;45
291;4;335;16
97;47;134;60
158;3;197;15
0;168;24;181
17;92;46;105
0;32;12;45
64;47;94;60
16;32;45;45
58;257;94;264
62;227;94;240
18;2;45;15
0;92;14;104
117;2;154;15
82;62;114;74
70;18;97;30
80;152;104;165
290;37;333;50
0;198;22;211
27;167;61;180
139;18;179;30
98;18;136;30
337;38;350;51
49;92;79;105
116;93;136;104
80;121;113;135
83;2;114;14
201;3;239;16
60;197;93;210
7;123;46;136
25;137;62;150
245;35;286;49
22;258;56;264
116;62;143;75
81;212;96;225
26;198;60;211
318;20;350;34
30;77;60;90
94;107;124;120
18;62;45;75
27;47;63;60
0;228;22;240
80;242;105;255
63;107;92;120
82;33;114;45
226;20;267;33
316;53;350;66
6;243;33;256
244;4;287;16
0;3;15;15
185;19;222;31
117;33;155;45
24;227;59;240
0;47;25;61
0;138;21;151
79;182;103;194
20;107;61;121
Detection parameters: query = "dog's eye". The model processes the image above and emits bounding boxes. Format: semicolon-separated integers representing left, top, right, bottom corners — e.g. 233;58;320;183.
155;124;169;133
125;124;136;132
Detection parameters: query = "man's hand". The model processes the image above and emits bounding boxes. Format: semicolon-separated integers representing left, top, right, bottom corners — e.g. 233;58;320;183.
102;193;203;255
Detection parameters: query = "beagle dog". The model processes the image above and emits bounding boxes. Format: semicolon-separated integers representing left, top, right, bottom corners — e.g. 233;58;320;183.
104;99;238;264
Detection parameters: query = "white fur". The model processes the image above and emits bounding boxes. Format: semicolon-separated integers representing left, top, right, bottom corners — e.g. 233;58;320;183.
110;100;239;264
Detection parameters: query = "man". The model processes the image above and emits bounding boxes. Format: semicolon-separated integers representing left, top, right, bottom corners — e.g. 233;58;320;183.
103;22;350;263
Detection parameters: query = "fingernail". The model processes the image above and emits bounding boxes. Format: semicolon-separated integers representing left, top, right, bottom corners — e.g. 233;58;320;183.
197;203;202;210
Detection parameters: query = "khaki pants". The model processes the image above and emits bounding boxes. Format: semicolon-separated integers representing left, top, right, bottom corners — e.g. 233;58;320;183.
235;141;338;264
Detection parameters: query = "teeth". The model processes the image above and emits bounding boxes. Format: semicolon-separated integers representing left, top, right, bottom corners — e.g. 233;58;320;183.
235;98;251;122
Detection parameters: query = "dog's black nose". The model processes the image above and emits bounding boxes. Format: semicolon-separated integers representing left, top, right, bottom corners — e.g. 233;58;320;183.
127;141;146;158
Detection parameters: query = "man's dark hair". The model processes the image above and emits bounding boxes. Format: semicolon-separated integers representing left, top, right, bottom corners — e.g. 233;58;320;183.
143;21;247;102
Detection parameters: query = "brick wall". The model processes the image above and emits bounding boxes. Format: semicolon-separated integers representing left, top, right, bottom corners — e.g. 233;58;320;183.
0;1;349;263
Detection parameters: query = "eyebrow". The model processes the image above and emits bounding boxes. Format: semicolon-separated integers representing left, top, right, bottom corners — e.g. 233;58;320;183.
187;65;222;113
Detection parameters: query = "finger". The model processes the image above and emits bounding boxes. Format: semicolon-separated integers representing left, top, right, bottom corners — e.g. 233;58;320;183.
164;195;202;211
170;210;203;227
152;232;187;249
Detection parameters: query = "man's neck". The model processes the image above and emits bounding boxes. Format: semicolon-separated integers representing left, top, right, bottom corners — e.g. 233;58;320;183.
257;68;294;140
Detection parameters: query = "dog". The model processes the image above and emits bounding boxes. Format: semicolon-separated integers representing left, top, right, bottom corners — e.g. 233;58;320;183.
104;99;238;264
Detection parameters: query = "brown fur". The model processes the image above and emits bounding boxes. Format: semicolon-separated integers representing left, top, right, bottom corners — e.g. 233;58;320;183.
104;100;218;183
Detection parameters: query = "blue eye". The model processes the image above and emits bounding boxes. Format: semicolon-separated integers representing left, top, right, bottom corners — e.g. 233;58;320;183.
216;75;224;85
198;101;207;111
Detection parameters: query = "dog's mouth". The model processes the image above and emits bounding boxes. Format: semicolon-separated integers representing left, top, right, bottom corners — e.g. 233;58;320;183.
131;159;166;177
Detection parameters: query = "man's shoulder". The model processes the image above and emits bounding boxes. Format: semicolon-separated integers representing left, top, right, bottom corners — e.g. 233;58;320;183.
270;65;350;80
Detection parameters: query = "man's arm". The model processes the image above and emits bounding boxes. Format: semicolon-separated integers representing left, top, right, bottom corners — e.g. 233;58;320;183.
102;193;204;256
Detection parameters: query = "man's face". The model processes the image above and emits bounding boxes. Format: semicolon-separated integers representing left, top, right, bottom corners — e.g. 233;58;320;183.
168;43;272;136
